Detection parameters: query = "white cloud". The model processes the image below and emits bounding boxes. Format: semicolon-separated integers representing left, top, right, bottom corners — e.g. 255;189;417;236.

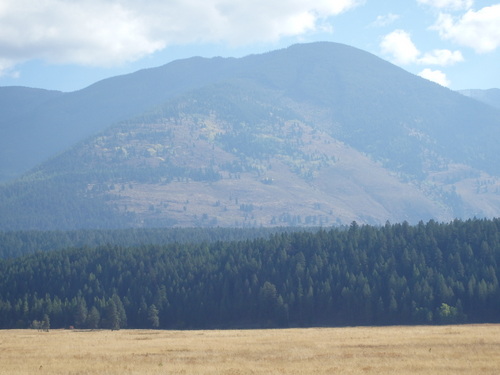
0;1;165;69
416;0;473;11
0;0;361;73
381;30;464;68
432;5;500;53
371;13;400;27
419;49;464;65
0;58;13;77
418;68;451;87
380;30;420;65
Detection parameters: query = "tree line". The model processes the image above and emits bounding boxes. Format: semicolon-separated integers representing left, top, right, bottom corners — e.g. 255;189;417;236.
0;218;499;329
0;226;295;259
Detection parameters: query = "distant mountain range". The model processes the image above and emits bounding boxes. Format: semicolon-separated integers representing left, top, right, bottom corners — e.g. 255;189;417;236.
2;42;500;230
459;89;500;110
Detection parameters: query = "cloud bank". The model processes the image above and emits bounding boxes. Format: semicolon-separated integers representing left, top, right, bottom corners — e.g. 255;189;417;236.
371;13;400;28
419;49;464;66
418;68;451;87
0;0;360;75
380;29;465;87
432;5;500;53
380;30;421;65
380;30;463;66
417;0;473;11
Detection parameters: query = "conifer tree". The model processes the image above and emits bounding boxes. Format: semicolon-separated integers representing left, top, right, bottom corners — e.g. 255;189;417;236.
147;304;160;329
105;300;120;330
42;314;50;332
86;306;100;329
74;298;88;328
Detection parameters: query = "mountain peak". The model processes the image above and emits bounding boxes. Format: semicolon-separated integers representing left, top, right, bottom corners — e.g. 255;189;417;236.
2;42;500;229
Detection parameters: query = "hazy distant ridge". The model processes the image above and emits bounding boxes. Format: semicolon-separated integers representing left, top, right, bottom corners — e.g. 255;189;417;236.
459;88;500;110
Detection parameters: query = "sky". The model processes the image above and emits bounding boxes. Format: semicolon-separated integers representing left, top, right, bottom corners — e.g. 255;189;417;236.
0;0;499;92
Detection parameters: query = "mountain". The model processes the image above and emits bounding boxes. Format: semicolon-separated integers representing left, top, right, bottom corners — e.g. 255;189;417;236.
459;88;500;110
0;87;63;181
0;56;246;183
2;42;500;230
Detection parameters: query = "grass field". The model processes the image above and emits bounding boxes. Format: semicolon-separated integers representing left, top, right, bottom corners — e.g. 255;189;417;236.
1;325;499;374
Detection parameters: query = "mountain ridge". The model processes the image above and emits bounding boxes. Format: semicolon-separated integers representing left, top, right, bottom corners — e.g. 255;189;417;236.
0;54;249;182
2;42;499;182
2;42;500;229
459;88;500;110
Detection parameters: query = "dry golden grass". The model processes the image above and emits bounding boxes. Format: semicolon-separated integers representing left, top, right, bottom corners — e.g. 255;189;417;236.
1;325;499;374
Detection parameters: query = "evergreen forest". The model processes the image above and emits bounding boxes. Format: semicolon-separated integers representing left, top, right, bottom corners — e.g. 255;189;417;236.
1;218;499;330
0;227;295;259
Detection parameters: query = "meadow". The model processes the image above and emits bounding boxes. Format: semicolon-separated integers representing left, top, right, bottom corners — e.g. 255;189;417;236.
1;325;499;374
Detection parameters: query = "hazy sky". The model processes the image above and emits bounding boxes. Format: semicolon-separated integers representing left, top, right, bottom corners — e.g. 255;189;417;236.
0;0;499;92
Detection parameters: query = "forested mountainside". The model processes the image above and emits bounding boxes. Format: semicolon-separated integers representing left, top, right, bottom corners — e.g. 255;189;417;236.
2;42;500;229
1;218;499;329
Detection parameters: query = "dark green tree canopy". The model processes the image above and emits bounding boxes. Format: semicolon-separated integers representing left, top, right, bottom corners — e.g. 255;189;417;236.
0;218;499;329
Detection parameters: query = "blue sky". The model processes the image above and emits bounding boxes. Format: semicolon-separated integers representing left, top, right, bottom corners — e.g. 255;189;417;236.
0;0;499;92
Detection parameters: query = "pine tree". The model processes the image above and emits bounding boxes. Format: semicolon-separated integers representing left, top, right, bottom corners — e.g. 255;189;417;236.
74;298;88;328
42;314;50;332
147;304;160;329
86;306;100;329
105;300;120;330
112;294;127;328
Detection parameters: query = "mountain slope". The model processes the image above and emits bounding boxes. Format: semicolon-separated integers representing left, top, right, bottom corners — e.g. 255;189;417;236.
244;43;500;177
0;56;244;183
2;42;500;229
0;87;63;181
